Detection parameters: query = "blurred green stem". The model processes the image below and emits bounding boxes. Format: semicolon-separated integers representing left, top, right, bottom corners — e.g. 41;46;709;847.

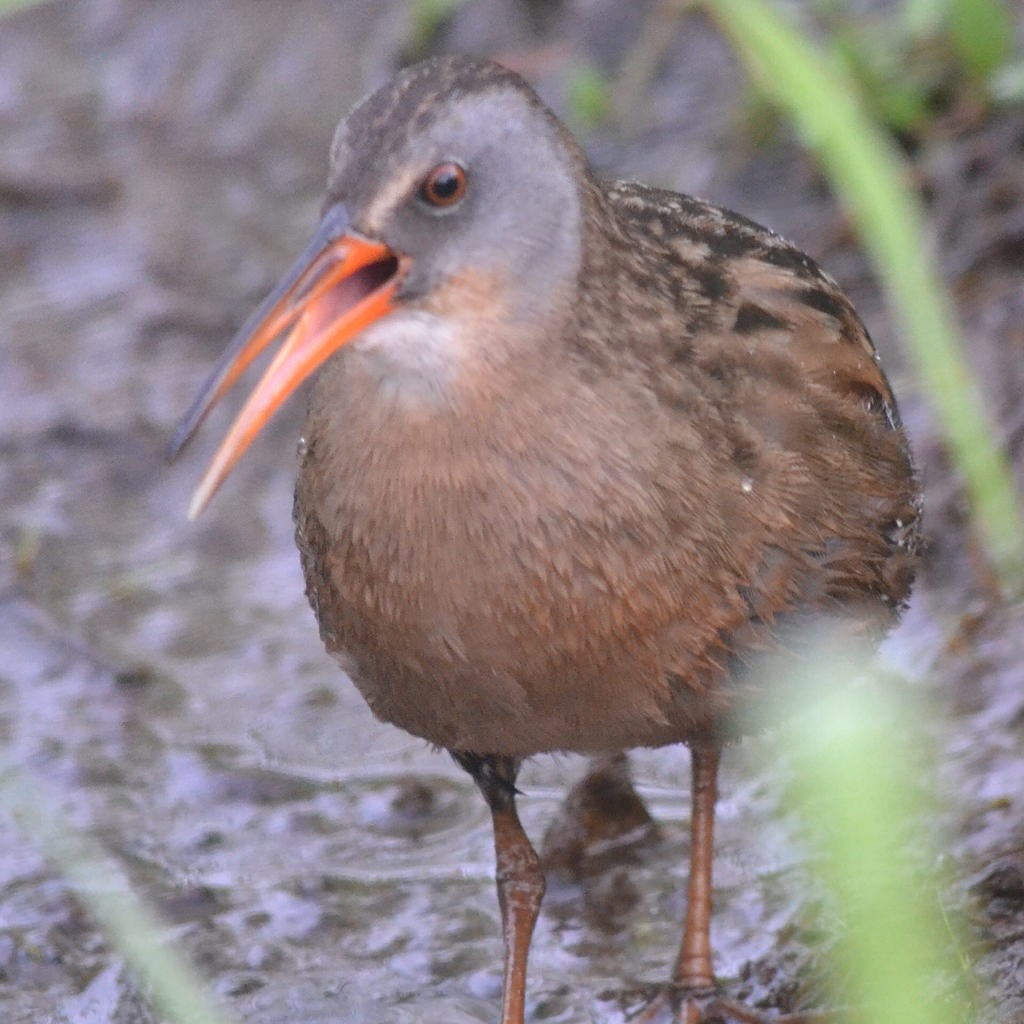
777;655;968;1024
1;762;234;1024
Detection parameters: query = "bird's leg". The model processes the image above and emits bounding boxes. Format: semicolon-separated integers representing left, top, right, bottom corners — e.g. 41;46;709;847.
452;752;546;1024
634;743;722;1024
674;742;721;992
634;744;831;1023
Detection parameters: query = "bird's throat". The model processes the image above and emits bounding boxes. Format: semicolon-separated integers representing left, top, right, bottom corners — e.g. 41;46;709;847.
339;308;465;409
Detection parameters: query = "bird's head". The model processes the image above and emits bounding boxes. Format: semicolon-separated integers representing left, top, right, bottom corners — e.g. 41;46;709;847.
170;56;590;517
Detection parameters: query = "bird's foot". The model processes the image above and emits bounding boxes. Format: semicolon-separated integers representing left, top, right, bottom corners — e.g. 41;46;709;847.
630;984;834;1024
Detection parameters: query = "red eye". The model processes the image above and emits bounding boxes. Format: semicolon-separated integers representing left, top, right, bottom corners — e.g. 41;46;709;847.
419;162;468;208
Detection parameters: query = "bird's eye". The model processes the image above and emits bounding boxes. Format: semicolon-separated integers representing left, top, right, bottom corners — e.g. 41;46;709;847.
418;162;468;208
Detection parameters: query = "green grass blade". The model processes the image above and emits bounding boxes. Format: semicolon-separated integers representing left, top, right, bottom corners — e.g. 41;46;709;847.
1;762;235;1024
757;639;971;1024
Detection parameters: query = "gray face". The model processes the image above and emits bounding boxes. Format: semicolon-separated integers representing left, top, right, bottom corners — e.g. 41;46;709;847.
324;60;585;330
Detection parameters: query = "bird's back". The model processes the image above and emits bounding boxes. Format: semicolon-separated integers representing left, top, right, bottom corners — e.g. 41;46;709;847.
595;181;920;611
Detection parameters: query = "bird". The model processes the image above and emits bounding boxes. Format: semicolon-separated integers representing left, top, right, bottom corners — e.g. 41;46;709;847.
170;55;921;1024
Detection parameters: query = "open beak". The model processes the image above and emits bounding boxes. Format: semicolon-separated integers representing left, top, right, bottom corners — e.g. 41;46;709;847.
168;205;405;519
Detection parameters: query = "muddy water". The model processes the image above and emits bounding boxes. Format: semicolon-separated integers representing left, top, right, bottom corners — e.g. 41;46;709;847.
3;2;1024;1023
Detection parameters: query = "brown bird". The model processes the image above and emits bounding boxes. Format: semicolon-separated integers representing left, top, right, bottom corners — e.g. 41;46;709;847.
171;56;920;1024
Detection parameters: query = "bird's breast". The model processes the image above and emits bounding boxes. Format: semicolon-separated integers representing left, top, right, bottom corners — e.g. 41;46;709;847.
291;356;740;755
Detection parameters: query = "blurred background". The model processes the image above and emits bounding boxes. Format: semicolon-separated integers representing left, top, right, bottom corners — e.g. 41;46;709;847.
1;2;1023;1022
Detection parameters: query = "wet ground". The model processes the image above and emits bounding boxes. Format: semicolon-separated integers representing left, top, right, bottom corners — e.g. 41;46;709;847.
2;2;1024;1022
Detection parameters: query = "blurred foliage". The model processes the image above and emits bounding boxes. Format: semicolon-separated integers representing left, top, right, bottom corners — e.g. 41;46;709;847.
766;641;976;1024
566;61;613;133
925;0;1013;80
814;0;1019;139
404;0;470;59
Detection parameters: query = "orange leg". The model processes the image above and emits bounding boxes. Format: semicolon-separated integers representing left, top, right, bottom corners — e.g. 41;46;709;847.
634;743;722;1024
639;745;829;1023
453;753;546;1024
674;743;721;991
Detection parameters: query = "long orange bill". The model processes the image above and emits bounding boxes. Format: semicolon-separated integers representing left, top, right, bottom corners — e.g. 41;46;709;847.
168;205;405;519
